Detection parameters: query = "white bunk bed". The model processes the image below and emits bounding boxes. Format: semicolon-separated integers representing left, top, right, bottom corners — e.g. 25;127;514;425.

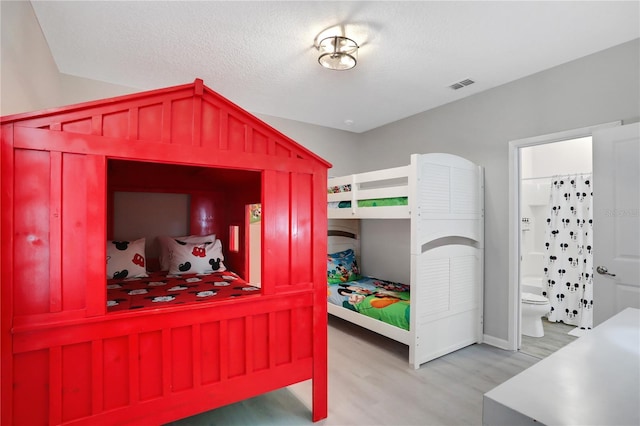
327;153;484;369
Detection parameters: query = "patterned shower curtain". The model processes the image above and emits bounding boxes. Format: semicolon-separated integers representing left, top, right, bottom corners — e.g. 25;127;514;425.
542;174;593;329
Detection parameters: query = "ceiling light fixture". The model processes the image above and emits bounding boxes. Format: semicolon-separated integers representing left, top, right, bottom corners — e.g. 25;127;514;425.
317;36;358;71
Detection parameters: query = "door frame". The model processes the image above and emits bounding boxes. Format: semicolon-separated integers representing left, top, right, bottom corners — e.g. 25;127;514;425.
507;121;620;351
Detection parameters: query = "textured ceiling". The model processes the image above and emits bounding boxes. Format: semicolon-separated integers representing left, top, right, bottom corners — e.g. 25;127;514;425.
31;1;639;133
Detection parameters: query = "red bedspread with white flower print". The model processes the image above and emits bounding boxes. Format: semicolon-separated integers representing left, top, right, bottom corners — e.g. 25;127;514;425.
107;270;260;312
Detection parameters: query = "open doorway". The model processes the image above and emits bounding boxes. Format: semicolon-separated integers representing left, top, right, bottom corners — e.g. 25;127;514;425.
518;138;591;358
507;122;620;355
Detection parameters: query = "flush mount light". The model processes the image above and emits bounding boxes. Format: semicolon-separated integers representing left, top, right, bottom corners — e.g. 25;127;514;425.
317;36;358;71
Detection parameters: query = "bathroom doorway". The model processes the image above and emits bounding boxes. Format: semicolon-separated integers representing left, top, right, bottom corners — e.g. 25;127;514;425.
507;122;620;355
518;138;591;357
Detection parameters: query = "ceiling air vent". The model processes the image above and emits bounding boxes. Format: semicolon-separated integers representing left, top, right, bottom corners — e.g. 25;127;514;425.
449;78;475;90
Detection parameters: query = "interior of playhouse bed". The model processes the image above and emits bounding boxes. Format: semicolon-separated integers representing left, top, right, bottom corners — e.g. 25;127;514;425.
104;160;264;312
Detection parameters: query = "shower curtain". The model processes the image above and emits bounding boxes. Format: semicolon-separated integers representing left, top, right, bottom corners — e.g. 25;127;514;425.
542;174;593;329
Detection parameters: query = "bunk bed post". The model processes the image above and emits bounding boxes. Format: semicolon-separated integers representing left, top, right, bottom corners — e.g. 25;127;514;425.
477;167;486;342
408;153;420;368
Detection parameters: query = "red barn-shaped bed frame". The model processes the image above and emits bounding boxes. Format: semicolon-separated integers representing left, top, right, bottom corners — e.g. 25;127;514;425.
1;79;330;425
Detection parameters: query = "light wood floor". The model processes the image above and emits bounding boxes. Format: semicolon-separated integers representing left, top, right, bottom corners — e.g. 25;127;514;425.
168;316;540;425
520;318;578;359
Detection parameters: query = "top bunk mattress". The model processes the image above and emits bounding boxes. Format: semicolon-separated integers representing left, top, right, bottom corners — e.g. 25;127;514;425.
328;198;408;209
327;181;410;218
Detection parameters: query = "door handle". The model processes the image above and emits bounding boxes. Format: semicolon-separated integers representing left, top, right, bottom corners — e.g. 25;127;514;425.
596;266;616;277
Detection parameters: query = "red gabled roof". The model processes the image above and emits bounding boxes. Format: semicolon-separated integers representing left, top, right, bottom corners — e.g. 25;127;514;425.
1;78;331;168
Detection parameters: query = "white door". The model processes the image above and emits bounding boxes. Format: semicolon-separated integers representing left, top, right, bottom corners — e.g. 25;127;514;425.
592;122;640;326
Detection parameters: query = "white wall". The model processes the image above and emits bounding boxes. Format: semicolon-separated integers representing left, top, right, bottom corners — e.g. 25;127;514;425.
1;0;63;115
2;0;639;342
0;2;137;116
519;182;548;280
521;137;592;179
360;219;411;284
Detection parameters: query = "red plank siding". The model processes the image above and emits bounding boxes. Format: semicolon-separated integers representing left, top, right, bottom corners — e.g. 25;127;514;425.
13;149;51;316
171;97;193;145
13;349;49;425
139;331;163;401
227;317;246;378
103;336;130;410
62;153;88;311
62;342;92;422
263;170;291;290
85;154;107;317
227;114;247;152
253;130;269;155
200;100;221;148
275;310;292;366
200;321;221;385
171;326;194;392
252;313;270;371
103;110;129;140
61;117;92;134
138;103;163;142
290;172;313;287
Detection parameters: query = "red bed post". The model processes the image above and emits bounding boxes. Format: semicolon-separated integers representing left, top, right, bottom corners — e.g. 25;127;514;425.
312;170;329;421
1;79;331;425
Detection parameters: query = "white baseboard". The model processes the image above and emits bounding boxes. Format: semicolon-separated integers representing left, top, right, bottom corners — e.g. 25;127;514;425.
482;334;513;351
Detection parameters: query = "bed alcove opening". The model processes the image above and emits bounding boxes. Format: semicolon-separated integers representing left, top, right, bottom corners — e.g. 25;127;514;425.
106;159;262;314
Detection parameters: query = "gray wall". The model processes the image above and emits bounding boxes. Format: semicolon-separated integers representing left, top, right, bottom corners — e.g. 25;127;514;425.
357;39;640;341
0;1;137;115
256;114;360;177
3;0;639;343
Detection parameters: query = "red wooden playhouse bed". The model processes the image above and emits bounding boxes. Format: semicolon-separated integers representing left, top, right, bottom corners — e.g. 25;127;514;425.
1;79;330;425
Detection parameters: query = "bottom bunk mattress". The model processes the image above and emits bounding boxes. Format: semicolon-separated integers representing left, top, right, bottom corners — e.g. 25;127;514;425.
107;270;260;312
327;277;410;330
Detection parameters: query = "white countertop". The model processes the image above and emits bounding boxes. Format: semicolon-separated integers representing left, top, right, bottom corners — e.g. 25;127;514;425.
483;308;640;426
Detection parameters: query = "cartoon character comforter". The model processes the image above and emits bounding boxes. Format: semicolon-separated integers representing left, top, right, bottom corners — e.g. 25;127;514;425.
107;270;260;312
327;277;410;330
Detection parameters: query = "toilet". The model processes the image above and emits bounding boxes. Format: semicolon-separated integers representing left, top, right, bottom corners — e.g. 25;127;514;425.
521;292;551;337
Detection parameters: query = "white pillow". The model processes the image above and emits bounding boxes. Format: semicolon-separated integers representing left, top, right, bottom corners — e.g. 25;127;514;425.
158;234;216;271
107;238;148;279
167;238;226;275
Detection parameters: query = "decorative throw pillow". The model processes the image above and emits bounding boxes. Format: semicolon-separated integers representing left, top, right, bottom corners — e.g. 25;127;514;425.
167;238;226;275
158;234;216;271
327;249;361;284
107;238;148;279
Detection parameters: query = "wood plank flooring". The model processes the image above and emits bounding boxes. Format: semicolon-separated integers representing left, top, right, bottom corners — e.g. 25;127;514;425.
520;319;578;359
167;316;540;425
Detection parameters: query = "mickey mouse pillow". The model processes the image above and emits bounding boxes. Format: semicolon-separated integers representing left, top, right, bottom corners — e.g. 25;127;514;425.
157;234;217;271
167;238;227;275
327;248;361;284
107;238;149;279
